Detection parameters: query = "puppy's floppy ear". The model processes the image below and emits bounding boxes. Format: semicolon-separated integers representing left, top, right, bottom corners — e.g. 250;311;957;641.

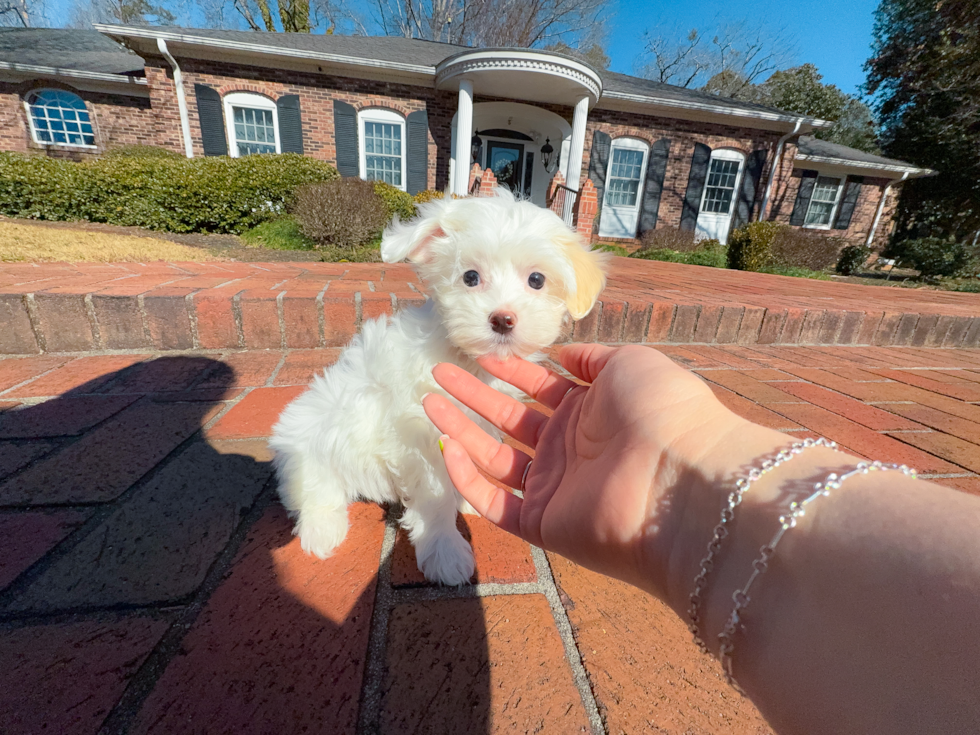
555;231;609;320
381;199;449;264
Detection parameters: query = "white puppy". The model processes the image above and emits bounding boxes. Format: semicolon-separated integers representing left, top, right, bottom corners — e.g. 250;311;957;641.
268;190;607;585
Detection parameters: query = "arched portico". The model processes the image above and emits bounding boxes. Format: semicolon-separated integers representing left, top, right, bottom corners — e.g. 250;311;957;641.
449;102;572;206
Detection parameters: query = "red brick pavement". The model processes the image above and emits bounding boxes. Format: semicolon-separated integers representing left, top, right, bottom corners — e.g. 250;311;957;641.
2;259;979;354
0;344;978;734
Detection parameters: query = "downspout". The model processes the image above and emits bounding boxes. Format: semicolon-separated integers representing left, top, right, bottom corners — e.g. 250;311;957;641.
157;38;194;159
866;171;909;247
758;117;804;221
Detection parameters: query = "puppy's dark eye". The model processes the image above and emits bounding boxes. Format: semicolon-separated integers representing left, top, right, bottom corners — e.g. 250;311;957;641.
463;270;480;287
528;272;545;290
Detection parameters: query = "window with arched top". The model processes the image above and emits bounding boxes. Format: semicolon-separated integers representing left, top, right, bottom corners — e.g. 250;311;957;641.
358;108;406;190
223;92;280;157
25;89;96;147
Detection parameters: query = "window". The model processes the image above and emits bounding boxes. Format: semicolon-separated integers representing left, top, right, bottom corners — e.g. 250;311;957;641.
358;109;405;190
804;176;843;228
25;89;95;147
223;92;280;158
701;158;741;214
606;148;645;206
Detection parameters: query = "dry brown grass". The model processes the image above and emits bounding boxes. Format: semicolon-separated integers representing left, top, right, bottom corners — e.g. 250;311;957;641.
0;222;212;263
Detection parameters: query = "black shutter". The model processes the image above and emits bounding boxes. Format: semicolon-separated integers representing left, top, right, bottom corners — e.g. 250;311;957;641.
333;100;359;177
833;176;863;230
638;138;671;233
277;94;304;154
732;148;768;229
194;84;227;157
406;109;428;195
789;170;819;226
587;130;611;206
680;142;711;231
523;152;533;198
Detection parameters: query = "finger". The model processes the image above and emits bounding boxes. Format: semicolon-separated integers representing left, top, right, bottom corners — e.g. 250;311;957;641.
431;363;550;448
424;392;533;488
474;355;578;410
439;436;523;538
558;343;619;384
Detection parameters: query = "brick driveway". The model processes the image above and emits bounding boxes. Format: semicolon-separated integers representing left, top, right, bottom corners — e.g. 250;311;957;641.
1;342;978;734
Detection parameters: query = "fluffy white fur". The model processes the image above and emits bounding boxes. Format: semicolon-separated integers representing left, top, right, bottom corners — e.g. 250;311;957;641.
269;189;607;585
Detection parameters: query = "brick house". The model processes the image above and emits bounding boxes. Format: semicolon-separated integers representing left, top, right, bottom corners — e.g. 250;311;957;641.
0;26;931;247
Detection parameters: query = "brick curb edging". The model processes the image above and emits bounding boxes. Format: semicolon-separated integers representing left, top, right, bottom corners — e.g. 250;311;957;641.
2;260;979;354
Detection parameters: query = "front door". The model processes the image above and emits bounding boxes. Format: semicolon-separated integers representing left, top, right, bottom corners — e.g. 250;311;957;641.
598;140;648;239
695;151;744;244
487;141;524;194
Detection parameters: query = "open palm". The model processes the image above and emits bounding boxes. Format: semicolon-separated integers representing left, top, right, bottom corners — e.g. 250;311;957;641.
423;344;749;597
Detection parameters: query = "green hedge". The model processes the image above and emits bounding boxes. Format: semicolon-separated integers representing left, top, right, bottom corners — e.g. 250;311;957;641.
0;152;339;234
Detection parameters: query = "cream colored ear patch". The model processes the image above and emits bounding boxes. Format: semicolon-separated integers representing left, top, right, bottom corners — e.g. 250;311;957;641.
562;241;608;320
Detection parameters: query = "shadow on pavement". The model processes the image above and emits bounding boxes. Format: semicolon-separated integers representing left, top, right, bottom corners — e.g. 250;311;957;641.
0;356;493;735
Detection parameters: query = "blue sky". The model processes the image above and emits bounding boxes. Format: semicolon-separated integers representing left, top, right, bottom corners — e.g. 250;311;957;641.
606;0;880;96
44;0;880;97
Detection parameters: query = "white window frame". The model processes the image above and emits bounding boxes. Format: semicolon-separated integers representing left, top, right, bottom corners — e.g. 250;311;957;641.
23;88;97;149
803;175;844;230
223;92;280;158
698;148;745;217
603;137;649;209
358;108;407;191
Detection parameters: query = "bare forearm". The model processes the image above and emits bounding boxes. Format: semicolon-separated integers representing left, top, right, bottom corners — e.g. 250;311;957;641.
666;436;980;734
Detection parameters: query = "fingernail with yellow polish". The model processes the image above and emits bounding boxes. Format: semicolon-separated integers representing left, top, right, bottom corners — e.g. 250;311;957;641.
438;434;448;453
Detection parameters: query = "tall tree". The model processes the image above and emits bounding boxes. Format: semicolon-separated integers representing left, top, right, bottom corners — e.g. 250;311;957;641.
0;0;41;25
758;64;879;153
865;0;980;240
637;22;795;97
544;40;609;69
70;0;174;25
372;0;608;48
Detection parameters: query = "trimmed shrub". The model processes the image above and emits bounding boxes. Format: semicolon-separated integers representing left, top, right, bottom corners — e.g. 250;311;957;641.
836;244;872;275
639;226;700;252
103;145;182;159
293;178;388;249
883;237;969;278
413;189;444;205
727;221;784;271
373;180;417;224
770;228;847;271
0;151;338;234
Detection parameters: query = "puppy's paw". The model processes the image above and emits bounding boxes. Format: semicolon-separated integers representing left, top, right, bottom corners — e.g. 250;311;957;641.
417;532;475;586
294;507;348;559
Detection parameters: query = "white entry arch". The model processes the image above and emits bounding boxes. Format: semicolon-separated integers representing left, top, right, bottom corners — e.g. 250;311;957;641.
450;101;572;205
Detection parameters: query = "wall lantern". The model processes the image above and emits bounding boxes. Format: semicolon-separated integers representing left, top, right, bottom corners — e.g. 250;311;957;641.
471;130;483;164
541;138;557;173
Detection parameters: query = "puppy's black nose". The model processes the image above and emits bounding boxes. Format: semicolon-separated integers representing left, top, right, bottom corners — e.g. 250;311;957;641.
490;311;517;334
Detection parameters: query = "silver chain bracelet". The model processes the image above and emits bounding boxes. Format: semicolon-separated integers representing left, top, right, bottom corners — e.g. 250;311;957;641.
688;437;839;653
718;459;918;689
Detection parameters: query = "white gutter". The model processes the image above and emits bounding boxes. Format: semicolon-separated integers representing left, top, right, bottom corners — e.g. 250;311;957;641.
866;171;909;247
795;153;931;177
759;117;803;221
600;90;833;128
97;24;435;76
0;61;147;87
156;38;194;159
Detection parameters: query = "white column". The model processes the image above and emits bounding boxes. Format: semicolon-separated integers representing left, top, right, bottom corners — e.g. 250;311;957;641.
565;95;590;192
866;171;908;246
453;79;474;196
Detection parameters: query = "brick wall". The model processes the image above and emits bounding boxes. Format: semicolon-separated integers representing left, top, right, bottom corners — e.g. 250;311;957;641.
0;79;159;157
770;166;900;248
145;56;457;190
582;109;784;233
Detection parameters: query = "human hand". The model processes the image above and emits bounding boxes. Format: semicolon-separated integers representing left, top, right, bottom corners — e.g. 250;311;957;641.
423;344;787;604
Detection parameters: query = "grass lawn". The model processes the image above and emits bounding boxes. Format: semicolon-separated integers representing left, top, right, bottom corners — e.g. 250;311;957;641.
241;216;382;262
0;221;212;262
